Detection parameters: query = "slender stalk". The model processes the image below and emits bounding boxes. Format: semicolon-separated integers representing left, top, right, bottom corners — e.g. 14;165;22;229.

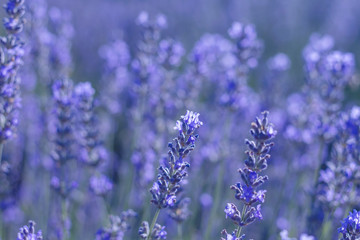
319;211;333;240
236;205;247;238
306;140;324;231
204;114;231;239
0;143;3;166
146;209;161;240
62;198;69;240
177;224;183;240
204;159;225;239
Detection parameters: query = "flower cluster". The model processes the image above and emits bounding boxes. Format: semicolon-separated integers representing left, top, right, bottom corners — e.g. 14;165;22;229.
338;209;360;240
139;221;167;240
228;22;263;70
96;209;137;240
150;110;203;209
223;111;276;237
132;11;167;85
221;229;243;240
168;197;191;223
17;220;43;240
51;78;76;168
74;82;105;166
89;174;113;196
0;0;26;143
316;106;360;210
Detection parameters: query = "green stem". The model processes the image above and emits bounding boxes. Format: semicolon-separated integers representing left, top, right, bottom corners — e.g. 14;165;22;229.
319;211;333;240
177;224;183;240
204;114;232;239
62;198;69;240
236;206;247;238
0;143;3;166
307;140;324;228
146;209;161;240
204;160;225;239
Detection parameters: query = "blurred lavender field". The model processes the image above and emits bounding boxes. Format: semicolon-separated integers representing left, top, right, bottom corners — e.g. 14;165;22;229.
1;0;360;240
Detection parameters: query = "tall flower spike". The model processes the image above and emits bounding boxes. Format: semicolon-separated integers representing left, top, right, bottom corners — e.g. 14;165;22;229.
150;110;202;209
228;21;263;70
74;82;106;167
51;78;75;168
0;0;26;144
222;111;276;238
142;110;202;240
17;220;43;240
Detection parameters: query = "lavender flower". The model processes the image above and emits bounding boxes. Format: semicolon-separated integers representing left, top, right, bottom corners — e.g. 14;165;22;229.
338;209;360;240
132;11;166;85
74;82;106;166
99;38;130;115
221;229;243;240
157;38;185;69
17;220;43;240
142;110;202;240
139;221;167;240
51;79;75;168
89;174;113;196
47;7;74;79
0;0;25;144
96;210;136;240
223;111;276;238
228;22;263;70
150;110;203;209
168;197;191;223
316;106;360;210
50;78;76;239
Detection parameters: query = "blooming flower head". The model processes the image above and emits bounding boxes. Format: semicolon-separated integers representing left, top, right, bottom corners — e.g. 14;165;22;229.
174;110;203;134
151;110;202;209
228;21;263;69
139;221;167;239
221;229;244;240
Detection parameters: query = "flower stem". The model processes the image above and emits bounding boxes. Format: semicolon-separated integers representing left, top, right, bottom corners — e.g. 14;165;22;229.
0;143;3;166
146;209;161;240
177;224;183;240
236;205;247;238
204;114;231;239
62;198;69;240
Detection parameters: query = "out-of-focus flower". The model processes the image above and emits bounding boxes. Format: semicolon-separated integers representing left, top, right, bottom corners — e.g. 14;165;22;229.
0;0;26;143
89;174;113;196
17;220;43;240
96;210;137;240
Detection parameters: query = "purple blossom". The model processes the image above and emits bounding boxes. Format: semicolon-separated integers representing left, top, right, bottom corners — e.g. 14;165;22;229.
96;210;137;240
338;209;360;240
0;0;25;143
223;111;276;238
139;221;167;239
89;174;113;196
17;220;43;240
150;110;202;209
